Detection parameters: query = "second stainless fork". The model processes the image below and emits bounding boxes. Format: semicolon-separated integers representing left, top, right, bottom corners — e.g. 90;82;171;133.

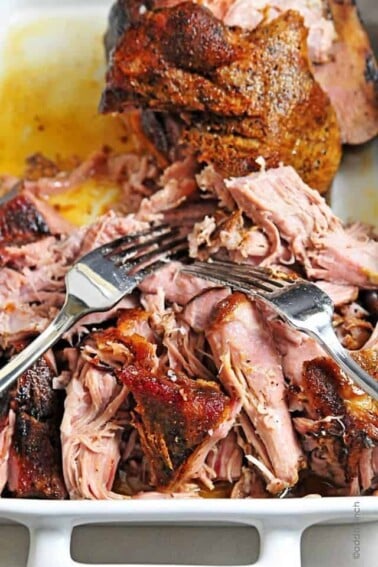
182;260;378;400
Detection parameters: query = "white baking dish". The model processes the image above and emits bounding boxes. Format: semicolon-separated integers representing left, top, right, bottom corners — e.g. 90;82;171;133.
0;1;377;566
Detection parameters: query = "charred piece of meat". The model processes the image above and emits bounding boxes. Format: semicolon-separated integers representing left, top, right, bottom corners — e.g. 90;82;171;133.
119;363;236;489
293;356;378;494
0;353;66;499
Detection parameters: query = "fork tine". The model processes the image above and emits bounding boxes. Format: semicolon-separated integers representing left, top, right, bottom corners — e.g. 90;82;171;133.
132;246;188;282
182;265;258;296
184;262;276;294
127;236;188;273
110;226;181;265
210;260;287;288
203;262;276;291
100;224;172;256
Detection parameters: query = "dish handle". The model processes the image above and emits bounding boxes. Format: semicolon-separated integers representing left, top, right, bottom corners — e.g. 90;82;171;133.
256;523;303;567
25;521;304;567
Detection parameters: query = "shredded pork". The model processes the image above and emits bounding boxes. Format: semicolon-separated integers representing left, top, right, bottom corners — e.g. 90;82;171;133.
0;148;377;499
0;0;377;499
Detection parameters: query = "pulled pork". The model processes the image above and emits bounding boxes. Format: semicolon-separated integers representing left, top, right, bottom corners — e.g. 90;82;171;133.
0;146;377;500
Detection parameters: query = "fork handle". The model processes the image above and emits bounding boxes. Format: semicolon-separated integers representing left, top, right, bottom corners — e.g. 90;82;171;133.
0;295;87;396
308;320;378;400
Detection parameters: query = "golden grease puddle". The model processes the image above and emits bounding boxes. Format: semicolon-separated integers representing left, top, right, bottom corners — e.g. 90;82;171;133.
48;179;123;226
0;14;133;224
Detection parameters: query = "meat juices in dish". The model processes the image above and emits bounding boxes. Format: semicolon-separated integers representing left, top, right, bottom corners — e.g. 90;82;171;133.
101;2;341;192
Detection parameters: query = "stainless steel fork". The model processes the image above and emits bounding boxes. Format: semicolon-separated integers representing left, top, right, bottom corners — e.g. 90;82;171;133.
182;260;378;400
0;224;187;396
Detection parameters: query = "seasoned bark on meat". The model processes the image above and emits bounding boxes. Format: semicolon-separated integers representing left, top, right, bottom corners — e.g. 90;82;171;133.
102;4;341;192
104;0;152;58
0;190;73;247
209;0;337;64
207;292;305;492
352;348;378;382
0;193;50;247
83;307;238;492
293;357;378;492
4;355;66;499
119;364;235;488
155;0;337;64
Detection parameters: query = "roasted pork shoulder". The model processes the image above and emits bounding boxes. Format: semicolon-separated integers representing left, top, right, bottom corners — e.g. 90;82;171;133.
101;2;341;192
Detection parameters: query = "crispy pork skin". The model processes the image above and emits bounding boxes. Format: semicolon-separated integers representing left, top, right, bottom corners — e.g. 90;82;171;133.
206;292;305;492
293;357;378;493
101;4;341;192
0;194;50;246
4;355;67;499
119;364;237;489
0;191;72;251
75;305;238;492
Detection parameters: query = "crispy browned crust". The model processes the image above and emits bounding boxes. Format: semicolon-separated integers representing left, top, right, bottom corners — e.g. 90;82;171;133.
90;309;233;490
0;194;50;247
351;348;378;381
101;3;341;192
301;357;378;484
313;0;378;144
7;356;67;499
119;364;232;488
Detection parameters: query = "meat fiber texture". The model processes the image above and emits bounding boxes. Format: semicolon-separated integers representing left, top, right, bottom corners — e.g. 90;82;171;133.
0;144;377;499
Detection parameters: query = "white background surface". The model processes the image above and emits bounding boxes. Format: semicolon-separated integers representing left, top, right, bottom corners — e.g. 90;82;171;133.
0;1;377;566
